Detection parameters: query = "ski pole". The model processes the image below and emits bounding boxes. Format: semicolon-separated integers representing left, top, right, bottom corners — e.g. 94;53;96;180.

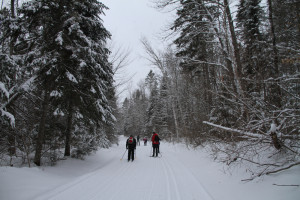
120;149;127;160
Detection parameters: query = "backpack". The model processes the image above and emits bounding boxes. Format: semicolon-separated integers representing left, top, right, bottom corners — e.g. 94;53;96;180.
128;137;134;144
154;134;159;142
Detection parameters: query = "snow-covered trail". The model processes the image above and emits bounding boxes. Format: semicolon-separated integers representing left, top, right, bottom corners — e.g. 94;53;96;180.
1;136;300;200
33;139;213;200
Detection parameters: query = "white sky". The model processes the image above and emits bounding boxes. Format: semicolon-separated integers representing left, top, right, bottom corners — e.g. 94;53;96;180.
100;0;174;101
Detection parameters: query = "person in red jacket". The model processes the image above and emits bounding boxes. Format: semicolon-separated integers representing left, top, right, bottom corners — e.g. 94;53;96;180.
151;132;160;157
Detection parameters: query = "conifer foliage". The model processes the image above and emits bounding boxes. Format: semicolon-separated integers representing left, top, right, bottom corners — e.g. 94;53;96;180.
0;0;115;166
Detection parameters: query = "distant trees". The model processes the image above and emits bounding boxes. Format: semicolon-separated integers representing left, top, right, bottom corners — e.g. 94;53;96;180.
0;0;116;166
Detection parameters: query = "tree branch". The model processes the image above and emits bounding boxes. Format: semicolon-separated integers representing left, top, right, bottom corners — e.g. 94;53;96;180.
266;162;300;175
203;121;267;138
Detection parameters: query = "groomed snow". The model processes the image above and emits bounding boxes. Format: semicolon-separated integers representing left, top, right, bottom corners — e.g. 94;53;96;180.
1;136;299;200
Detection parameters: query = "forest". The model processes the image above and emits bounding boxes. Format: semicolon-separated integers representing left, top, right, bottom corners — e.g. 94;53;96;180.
1;0;299;179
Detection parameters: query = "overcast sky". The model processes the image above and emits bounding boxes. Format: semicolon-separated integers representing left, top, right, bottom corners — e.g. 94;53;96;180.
100;0;174;101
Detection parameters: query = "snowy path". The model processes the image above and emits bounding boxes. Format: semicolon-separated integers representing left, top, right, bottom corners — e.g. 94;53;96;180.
33;140;213;200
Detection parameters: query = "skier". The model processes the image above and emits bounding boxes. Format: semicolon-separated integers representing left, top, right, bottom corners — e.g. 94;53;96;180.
126;135;136;162
137;135;140;146
143;137;148;146
151;132;160;157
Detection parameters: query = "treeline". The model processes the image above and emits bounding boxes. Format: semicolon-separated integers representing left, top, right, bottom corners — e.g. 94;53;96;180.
118;0;300;178
0;0;117;166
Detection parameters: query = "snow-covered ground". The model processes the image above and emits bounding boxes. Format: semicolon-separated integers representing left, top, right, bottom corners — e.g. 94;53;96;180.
1;136;299;200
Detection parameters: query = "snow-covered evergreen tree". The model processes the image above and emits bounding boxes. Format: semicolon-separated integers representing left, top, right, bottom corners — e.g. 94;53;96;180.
0;6;24;127
0;3;31;161
158;74;170;139
145;70;160;134
17;0;114;165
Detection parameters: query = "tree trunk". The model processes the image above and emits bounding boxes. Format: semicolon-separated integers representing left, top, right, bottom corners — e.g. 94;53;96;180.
267;0;281;108
171;96;179;143
7;0;16;160
203;64;212;113
6;102;16;160
203;4;237;93
64;102;74;156
10;0;15;17
270;131;281;150
224;0;244;92
7;1;17;155
9;0;15;56
224;20;237;94
224;0;248;119
34;90;50;166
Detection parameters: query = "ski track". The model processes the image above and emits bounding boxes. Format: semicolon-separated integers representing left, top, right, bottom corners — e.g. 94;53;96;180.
163;153;215;200
147;158;160;200
161;157;181;200
34;155;132;200
33;142;214;200
160;157;176;200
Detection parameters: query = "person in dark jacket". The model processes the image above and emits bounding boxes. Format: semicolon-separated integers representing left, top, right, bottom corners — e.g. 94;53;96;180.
151;132;160;157
126;135;137;161
137;135;140;146
143;137;147;146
